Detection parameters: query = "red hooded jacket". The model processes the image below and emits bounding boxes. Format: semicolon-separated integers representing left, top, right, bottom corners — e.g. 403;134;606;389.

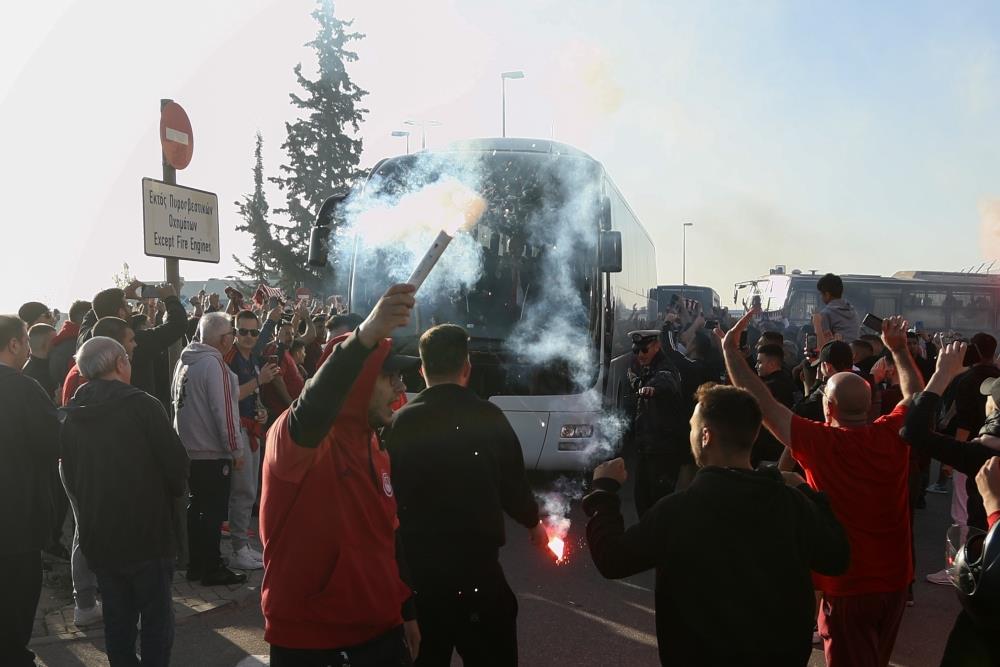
260;333;411;649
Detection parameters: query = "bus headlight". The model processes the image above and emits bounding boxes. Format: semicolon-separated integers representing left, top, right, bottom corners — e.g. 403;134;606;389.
559;424;594;439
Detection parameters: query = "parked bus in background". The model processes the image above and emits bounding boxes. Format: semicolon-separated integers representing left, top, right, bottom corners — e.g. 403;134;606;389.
653;284;721;316
314;138;657;470
734;266;1000;338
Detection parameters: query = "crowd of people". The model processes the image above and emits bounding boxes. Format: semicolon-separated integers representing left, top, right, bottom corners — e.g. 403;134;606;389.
1;271;999;667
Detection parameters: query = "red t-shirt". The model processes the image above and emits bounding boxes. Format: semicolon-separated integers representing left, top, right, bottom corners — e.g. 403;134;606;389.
790;404;912;596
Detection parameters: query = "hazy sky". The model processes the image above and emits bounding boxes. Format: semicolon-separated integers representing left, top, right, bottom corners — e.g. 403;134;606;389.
3;0;999;315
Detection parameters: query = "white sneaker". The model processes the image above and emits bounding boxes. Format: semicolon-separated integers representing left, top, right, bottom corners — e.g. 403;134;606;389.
926;569;952;585
231;545;264;570
73;602;103;627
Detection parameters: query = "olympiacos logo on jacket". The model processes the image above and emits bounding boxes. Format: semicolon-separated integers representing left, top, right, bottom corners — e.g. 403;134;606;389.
381;472;394;498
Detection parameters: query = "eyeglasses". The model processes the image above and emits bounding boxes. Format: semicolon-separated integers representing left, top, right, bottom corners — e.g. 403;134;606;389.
237;328;261;337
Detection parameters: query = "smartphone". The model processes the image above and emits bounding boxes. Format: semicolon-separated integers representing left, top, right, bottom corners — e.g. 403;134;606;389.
807;334;818;351
137;283;163;299
862;313;883;332
265;354;279;366
739;330;748;349
705;319;718;330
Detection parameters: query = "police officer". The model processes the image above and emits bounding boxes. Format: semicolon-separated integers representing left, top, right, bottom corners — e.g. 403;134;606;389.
627;330;695;517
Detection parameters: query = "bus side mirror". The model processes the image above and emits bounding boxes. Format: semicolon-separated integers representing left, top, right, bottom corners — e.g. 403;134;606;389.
600;230;622;273
308;194;347;267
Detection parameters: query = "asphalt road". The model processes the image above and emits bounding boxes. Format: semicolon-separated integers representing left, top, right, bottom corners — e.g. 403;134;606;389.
35;472;961;667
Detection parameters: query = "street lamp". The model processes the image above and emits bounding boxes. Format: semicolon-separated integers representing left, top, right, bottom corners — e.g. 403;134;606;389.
391;130;410;154
402;119;442;150
501;70;525;138
682;222;694;286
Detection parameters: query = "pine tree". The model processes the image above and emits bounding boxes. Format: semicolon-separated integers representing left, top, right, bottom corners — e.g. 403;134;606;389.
233;131;283;286
268;0;368;291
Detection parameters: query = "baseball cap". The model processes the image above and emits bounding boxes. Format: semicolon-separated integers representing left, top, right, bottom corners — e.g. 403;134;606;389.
980;377;1000;404
382;351;420;374
971;333;998;361
814;340;853;371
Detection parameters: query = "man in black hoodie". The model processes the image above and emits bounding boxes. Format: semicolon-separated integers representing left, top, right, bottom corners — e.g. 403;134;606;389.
78;284;187;409
584;382;850;667
60;336;189;667
387;324;548;666
0;315;60;667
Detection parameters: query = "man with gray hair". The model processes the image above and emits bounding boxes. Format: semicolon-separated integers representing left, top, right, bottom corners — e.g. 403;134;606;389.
172;312;248;586
61;336;188;666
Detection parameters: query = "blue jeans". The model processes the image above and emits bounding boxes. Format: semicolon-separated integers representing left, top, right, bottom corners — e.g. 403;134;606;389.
93;558;175;667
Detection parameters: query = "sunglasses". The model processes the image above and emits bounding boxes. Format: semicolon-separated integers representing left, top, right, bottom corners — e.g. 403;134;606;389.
237;328;261;337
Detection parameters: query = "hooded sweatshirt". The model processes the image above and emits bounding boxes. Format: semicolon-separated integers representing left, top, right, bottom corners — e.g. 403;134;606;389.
60;379;189;569
172;342;244;461
819;298;861;341
260;333;412;649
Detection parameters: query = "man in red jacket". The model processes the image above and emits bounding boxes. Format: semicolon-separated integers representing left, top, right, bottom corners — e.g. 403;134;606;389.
260;284;420;666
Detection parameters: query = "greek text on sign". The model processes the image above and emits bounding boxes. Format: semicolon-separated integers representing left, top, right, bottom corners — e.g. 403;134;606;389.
141;178;220;263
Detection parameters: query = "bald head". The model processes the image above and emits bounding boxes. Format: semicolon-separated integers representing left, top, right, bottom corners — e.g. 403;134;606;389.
824;372;871;425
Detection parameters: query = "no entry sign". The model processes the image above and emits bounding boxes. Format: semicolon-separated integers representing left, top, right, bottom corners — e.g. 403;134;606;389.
160;101;193;170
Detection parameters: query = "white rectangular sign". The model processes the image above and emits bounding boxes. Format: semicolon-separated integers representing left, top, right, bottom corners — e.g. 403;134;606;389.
142;177;220;263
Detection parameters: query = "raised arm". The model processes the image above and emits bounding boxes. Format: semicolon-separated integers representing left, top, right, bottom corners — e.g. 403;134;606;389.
287;285;415;449
718;311;793;447
882;316;923;401
132;285;188;354
583;458;659;579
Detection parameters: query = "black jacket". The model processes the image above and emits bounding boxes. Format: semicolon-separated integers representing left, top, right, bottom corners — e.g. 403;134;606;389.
901;391;999;530
584;466;849;666
60;379;189;569
752;370;796;466
23;355;56;400
386;383;540;586
629;351;691;462
78;295;188;408
0;365;60;554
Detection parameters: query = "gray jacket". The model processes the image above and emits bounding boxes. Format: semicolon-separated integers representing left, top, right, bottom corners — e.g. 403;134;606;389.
819;299;860;341
172;342;244;461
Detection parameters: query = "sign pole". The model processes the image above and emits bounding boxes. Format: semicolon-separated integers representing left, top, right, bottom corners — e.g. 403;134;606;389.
161;98;181;295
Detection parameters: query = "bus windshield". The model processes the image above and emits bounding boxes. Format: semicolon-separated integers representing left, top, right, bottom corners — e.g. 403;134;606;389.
348;151;603;395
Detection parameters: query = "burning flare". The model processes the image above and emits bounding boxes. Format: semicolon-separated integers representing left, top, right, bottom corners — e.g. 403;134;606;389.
547;535;566;562
405;182;487;292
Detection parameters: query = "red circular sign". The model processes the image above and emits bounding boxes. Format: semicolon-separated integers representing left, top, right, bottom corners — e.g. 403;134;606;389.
160;101;194;170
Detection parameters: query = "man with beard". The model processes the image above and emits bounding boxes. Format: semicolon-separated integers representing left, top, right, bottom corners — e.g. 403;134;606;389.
583;381;849;666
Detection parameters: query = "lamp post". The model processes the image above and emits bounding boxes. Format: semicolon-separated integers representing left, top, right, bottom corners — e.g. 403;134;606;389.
501;70;525;137
402;120;442;150
391;130;410;154
682;222;694;286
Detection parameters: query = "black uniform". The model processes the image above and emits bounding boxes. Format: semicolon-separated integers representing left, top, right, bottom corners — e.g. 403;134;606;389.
386;383;540;667
628;350;694;517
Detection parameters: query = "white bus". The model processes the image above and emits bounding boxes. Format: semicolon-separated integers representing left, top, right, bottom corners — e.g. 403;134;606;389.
312;138;657;470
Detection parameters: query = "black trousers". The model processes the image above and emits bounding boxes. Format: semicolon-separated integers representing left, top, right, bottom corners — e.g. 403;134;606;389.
0;550;42;667
187;459;231;575
270;625;411;667
414;563;518;667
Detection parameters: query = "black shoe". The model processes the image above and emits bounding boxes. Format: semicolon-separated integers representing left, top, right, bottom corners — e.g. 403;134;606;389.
201;567;247;586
